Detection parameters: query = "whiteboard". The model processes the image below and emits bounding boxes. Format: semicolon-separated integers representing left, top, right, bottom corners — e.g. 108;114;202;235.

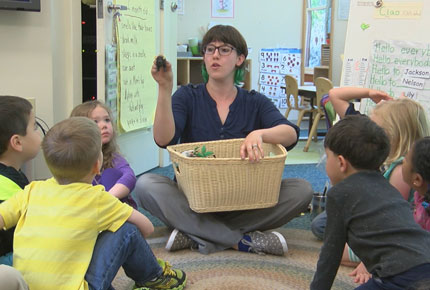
340;0;430;114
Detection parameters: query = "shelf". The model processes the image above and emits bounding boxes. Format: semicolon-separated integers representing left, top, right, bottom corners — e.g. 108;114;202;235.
177;57;252;90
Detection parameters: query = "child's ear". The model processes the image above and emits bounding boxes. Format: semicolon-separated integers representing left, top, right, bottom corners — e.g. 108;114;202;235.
412;172;424;190
91;158;102;175
337;155;348;173
9;135;23;152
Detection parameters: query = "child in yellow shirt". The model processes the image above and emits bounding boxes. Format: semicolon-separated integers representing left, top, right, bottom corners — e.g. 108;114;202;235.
0;117;186;290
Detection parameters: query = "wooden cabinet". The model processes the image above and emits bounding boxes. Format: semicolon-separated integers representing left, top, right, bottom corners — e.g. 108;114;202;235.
177;57;252;90
313;65;330;82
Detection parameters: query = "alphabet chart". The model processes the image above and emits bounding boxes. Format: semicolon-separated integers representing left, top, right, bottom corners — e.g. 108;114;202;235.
259;48;301;108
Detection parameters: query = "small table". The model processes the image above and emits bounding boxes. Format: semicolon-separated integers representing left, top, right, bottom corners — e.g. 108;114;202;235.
280;85;317;137
298;86;317;137
298;85;316;100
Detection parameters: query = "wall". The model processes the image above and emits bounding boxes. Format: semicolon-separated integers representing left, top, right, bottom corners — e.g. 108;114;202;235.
331;0;348;86
0;0;82;179
177;0;303;91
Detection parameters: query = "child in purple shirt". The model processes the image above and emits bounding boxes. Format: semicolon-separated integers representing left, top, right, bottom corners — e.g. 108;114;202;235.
70;101;137;208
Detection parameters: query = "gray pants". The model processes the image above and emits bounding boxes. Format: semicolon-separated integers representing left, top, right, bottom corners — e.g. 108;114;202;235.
135;173;313;254
0;265;28;290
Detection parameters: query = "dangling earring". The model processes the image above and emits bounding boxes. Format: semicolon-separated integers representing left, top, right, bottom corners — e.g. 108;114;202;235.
201;64;209;83
234;67;245;85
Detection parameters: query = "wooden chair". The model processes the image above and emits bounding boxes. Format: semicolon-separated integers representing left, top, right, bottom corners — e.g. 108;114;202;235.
303;77;333;152
284;75;316;127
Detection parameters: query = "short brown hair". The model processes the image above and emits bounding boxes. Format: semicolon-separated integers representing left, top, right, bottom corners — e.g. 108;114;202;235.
324;115;390;171
201;25;248;69
42;117;101;184
0;96;33;156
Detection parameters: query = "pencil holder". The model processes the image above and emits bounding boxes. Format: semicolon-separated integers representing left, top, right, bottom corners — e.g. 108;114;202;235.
310;192;326;220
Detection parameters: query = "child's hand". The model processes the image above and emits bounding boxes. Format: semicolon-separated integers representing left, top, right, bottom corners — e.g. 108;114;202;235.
369;89;393;104
348;262;372;284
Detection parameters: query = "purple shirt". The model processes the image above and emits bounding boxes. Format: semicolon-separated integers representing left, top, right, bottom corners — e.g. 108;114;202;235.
93;154;137;209
414;192;430;231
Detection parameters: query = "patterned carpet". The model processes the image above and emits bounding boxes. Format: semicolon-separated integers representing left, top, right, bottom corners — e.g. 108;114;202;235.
111;163;353;289
112;227;356;290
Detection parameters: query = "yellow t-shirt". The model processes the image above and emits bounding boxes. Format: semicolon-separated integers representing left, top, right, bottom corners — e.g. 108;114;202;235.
0;178;133;290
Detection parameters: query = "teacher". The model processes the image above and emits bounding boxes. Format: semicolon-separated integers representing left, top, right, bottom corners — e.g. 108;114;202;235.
135;25;312;255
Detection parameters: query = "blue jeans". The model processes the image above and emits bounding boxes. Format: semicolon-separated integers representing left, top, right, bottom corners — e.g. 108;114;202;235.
355;263;430;290
0;252;13;266
85;222;162;290
311;210;327;240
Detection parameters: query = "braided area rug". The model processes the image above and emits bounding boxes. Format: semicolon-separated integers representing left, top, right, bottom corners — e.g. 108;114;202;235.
112;227;356;290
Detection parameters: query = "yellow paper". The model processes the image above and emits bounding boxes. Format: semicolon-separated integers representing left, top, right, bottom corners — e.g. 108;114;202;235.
116;0;156;132
374;2;423;19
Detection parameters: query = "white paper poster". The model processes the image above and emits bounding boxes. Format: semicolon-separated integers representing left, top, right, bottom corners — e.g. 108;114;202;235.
259;48;301;109
362;40;430;115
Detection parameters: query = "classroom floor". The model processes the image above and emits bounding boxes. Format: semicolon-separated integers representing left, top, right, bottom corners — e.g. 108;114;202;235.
286;140;324;165
286;118;326;165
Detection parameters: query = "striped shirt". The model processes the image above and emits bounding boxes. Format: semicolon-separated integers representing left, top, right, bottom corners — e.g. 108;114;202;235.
0;178;133;290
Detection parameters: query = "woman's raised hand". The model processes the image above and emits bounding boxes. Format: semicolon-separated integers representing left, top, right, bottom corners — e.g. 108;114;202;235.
151;56;173;89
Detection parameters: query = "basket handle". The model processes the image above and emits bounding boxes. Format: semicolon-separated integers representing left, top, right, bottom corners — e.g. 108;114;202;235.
173;162;181;175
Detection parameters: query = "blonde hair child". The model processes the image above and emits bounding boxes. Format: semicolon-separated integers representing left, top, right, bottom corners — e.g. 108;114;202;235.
0;117;186;289
70;100;137;208
330;88;430;201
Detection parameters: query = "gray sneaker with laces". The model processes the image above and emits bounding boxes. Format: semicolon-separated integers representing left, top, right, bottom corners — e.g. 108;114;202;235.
165;229;198;251
242;231;288;256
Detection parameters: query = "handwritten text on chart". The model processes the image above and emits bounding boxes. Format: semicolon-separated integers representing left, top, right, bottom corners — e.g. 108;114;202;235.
117;0;156;132
374;2;423;19
363;40;430;115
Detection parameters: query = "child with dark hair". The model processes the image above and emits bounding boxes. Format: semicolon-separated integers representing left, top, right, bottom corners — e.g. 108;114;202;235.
310;115;430;290
0;117;186;290
0;96;41;266
402;137;430;231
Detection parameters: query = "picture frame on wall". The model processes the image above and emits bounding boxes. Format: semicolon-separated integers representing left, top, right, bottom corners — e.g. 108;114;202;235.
211;0;234;18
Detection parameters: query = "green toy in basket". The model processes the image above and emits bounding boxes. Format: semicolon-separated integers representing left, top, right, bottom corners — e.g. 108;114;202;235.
181;145;215;158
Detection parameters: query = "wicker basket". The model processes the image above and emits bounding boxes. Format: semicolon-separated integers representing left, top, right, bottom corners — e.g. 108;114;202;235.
167;138;287;213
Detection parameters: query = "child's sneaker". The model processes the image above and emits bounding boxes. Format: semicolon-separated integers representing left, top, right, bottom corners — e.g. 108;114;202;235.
239;231;288;256
165;229;198;251
134;258;186;290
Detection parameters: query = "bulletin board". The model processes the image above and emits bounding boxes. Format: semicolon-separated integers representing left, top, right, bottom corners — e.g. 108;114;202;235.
340;0;430;115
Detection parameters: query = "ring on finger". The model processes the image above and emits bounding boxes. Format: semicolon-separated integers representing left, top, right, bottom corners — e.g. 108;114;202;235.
252;144;258;148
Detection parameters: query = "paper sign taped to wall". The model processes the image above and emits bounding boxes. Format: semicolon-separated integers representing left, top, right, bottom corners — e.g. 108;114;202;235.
116;0;156;132
374;2;423;19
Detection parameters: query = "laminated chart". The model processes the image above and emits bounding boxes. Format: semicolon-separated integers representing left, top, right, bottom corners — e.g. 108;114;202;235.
259;48;301;109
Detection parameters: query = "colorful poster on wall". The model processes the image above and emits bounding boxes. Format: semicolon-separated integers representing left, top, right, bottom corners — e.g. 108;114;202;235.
362;39;430;115
259;48;301;109
116;0;156;132
211;0;234;18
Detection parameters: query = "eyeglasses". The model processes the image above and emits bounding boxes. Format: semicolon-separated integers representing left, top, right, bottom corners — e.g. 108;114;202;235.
203;45;236;56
